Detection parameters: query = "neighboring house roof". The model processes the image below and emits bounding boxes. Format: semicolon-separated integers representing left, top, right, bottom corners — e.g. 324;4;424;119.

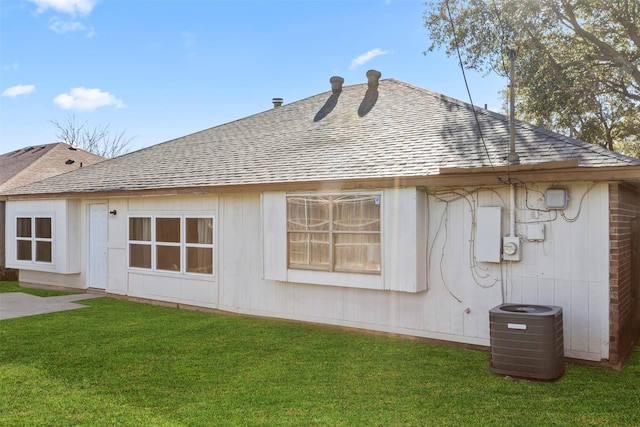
0;142;105;193
3;75;640;197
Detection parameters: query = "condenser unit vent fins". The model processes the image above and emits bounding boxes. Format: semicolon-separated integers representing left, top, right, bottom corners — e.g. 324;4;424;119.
489;304;564;381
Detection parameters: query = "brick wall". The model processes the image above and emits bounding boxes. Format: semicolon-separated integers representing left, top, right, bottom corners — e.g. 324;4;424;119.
609;182;640;366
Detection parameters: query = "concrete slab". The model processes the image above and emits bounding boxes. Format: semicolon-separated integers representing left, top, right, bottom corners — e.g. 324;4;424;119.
0;292;103;320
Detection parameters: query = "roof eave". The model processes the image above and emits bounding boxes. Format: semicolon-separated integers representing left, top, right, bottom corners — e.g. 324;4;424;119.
3;163;640;201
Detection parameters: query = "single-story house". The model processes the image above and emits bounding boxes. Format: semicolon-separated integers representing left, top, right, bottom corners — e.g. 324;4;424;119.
3;72;639;367
0;143;104;280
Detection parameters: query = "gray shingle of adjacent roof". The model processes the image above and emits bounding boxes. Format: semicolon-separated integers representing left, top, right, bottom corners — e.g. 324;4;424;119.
5;78;640;196
0;144;57;188
0;142;105;192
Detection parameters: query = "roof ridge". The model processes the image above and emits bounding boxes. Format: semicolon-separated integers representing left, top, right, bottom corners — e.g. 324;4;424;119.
0;142;58;158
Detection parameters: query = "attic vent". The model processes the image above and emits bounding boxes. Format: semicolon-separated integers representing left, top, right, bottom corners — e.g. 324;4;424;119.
65;159;75;165
272;98;283;108
330;76;344;93
366;69;381;88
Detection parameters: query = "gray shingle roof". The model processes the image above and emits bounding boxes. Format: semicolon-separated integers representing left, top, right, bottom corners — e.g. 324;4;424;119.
4;78;639;196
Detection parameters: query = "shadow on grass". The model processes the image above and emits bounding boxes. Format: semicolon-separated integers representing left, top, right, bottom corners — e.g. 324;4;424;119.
0;281;77;297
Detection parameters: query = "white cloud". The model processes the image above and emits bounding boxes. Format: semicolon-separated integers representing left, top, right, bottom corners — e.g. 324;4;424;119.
4;62;19;71
2;84;36;98
28;0;98;16
349;48;390;70
53;87;124;111
49;18;85;33
48;17;95;36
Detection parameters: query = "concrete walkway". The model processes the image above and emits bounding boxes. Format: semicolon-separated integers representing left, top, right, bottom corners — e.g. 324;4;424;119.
0;292;102;320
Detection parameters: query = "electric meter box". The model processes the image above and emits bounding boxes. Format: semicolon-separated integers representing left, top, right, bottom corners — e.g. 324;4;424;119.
502;236;521;261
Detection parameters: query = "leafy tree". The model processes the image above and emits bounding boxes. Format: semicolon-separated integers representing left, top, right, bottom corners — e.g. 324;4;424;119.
424;0;640;155
51;115;135;158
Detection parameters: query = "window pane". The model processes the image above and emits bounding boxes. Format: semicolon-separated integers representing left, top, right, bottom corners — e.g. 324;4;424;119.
288;232;329;268
187;247;213;274
35;217;52;238
157;245;180;271
333;195;380;231
334;234;381;272
156;218;180;243
36;241;52;262
129;217;151;241
17;240;32;261
129;244;151;268
287;197;330;231
17;218;31;238
186;218;213;244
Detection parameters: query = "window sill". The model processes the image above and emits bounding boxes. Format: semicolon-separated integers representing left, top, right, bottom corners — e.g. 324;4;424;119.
286;269;383;290
127;267;215;280
6;261;79;275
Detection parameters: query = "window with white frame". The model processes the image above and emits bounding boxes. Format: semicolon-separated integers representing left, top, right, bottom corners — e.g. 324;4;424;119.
128;216;214;275
16;216;53;263
286;193;381;274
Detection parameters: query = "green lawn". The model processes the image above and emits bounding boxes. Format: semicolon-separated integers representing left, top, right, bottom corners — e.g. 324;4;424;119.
1;281;638;426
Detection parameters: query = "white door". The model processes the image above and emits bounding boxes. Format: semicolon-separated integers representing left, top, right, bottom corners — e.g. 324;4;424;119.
88;204;108;290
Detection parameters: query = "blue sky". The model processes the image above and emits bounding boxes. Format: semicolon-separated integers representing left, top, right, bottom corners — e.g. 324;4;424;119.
1;0;507;155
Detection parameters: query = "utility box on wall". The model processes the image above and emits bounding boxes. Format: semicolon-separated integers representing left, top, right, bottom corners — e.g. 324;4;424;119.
476;207;502;263
502;236;521;261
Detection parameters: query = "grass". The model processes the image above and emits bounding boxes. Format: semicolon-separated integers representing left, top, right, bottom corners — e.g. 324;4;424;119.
0;281;76;297
1;281;639;426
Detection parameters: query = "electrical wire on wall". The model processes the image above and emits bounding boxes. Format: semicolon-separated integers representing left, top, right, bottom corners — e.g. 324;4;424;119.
429;197;462;303
561;183;596;222
511;181;596;229
428;186;508;303
428;173;602;307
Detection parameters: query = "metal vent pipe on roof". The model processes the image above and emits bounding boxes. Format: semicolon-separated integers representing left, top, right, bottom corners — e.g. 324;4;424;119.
330;76;344;93
507;49;519;164
272;98;283;108
366;69;382;88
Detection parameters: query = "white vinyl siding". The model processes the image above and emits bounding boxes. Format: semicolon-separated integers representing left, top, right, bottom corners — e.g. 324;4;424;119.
9;183;614;363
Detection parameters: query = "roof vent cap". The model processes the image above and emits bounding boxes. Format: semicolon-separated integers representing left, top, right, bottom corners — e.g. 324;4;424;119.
272;97;283;108
366;69;382;88
330;76;344;93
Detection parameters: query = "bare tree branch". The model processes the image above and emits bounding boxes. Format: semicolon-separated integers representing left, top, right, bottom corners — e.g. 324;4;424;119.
50;115;135;158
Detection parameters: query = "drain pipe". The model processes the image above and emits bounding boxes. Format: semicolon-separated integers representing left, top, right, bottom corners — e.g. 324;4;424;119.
509;184;516;237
